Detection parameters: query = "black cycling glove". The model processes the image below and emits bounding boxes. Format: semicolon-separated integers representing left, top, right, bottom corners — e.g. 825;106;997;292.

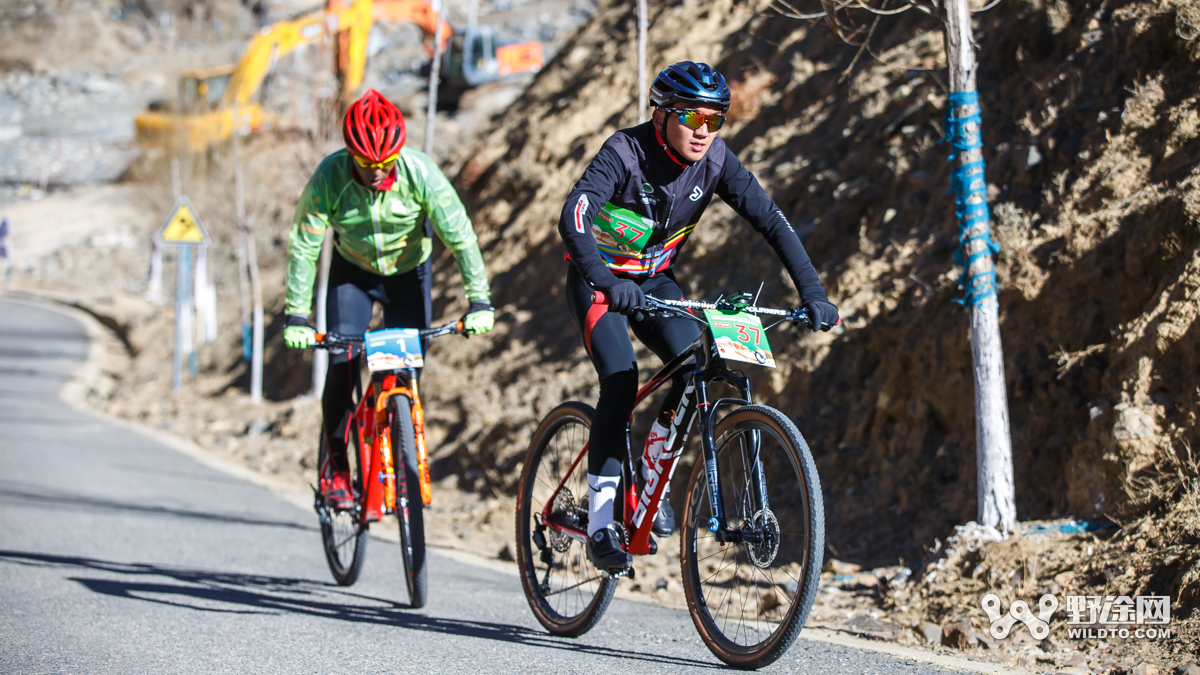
605;280;645;315
802;298;840;332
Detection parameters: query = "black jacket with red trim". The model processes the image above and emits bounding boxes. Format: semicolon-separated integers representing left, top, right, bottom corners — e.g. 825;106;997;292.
557;121;828;305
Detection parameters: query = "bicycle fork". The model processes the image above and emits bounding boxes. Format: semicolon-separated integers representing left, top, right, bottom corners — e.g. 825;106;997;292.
697;375;770;545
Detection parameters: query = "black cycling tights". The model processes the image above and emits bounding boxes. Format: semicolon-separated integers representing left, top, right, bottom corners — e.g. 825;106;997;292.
321;252;431;472
565;264;702;478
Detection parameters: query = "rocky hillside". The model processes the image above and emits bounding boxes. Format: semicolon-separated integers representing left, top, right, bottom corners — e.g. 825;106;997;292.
418;0;1200;608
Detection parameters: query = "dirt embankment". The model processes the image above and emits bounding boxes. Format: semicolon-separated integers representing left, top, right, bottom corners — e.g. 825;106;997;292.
418;0;1200;666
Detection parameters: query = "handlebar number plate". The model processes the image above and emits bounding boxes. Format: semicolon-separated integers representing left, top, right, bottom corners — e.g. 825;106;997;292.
365;328;424;372
703;310;775;368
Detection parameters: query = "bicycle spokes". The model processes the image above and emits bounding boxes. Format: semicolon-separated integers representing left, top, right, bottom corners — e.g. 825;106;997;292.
517;403;617;636
688;417;815;648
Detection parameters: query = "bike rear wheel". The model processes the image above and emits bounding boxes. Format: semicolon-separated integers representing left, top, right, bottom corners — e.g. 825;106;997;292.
680;405;824;670
317;431;369;586
390;395;427;609
516;402;617;637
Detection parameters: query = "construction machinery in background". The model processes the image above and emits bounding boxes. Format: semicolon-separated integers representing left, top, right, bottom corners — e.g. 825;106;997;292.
441;25;543;90
136;0;543;151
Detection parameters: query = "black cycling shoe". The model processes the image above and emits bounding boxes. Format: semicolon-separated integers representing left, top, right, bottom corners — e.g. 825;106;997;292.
587;527;632;572
652;499;675;537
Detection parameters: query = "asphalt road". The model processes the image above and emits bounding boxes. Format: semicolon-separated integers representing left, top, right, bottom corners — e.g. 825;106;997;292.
0;298;963;674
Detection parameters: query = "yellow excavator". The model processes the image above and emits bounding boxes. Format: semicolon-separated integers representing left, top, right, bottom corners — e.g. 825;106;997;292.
136;0;543;151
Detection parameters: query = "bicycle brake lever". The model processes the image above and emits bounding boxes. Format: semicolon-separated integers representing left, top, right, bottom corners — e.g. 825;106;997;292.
791;308;813;328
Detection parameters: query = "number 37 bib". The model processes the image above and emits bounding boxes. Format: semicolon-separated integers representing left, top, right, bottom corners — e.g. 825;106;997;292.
592;202;655;253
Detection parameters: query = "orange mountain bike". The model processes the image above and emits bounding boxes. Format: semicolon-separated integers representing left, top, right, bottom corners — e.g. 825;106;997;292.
515;291;826;669
312;321;465;608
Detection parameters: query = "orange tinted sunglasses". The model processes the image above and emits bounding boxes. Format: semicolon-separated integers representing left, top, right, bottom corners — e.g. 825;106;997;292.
663;108;726;132
352;153;399;169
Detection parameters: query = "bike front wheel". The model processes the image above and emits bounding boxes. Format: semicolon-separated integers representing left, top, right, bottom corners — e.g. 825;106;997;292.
391;394;427;609
516;401;617;637
680;404;824;670
317;432;369;586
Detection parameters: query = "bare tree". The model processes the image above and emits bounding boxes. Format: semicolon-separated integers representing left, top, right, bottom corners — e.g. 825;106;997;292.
425;0;448;155
637;0;648;124
942;0;1014;533
771;0;1015;532
232;110;264;404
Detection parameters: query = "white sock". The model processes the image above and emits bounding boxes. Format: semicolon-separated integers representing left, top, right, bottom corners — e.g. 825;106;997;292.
641;420;671;482
587;473;619;536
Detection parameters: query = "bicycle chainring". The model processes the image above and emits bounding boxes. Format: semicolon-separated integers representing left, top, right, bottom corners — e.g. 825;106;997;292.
747;508;780;568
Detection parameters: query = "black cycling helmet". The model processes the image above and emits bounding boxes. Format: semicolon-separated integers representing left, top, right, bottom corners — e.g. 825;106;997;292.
649;61;731;113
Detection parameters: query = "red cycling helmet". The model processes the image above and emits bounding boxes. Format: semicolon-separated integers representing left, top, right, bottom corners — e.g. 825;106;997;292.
342;89;406;162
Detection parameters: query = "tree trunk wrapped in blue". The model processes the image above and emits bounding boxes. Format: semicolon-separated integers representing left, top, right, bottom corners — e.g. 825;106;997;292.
945;90;1000;308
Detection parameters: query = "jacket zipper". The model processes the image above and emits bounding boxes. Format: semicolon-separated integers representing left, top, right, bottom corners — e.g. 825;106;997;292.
645;170;682;278
370;190;383;272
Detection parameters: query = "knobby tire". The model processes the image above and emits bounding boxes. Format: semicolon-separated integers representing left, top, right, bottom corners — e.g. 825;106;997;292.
680;405;824;670
318;431;369;586
391;395;428;609
516;402;617;637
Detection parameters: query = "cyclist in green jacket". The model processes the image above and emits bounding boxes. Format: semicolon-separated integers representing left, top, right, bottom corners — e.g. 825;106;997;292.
283;89;494;509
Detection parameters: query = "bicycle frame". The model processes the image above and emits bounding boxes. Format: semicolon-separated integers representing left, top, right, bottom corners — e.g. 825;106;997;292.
316;321;463;526
345;368;431;525
542;323;764;557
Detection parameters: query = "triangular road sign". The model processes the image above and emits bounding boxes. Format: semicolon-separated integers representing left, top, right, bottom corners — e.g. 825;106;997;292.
155;197;210;246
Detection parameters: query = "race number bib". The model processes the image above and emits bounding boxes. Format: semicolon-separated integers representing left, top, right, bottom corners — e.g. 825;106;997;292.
592;203;655;253
703;310;775;368
365;328;424;372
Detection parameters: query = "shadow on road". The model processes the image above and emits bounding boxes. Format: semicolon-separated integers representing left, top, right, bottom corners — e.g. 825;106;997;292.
0;481;316;532
0;550;720;669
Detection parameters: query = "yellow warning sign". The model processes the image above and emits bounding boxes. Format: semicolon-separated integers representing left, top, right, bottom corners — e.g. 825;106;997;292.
154;197;210;246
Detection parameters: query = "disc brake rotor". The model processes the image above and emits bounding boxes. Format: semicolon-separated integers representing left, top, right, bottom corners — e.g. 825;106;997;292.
747;508;780;568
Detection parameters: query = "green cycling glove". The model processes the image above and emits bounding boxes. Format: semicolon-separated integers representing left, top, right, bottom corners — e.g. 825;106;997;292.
284;325;316;349
462;303;495;335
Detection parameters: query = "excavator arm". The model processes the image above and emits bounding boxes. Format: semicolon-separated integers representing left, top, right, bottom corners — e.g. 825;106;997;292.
226;0;373;109
135;0;536;151
373;0;452;52
137;0;375;150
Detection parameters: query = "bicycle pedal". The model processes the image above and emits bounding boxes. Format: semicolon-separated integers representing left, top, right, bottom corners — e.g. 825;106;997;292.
604;565;635;580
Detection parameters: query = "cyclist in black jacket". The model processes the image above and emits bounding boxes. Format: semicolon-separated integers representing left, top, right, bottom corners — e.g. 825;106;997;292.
558;61;840;571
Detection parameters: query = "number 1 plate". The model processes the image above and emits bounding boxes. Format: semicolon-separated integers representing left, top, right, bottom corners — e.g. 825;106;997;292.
703;309;775;368
365;328;423;372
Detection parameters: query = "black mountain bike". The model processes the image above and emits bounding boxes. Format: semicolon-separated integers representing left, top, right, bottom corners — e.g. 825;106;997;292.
515;291;826;669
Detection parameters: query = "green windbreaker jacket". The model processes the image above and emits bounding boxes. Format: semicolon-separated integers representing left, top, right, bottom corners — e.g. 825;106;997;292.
285;148;490;317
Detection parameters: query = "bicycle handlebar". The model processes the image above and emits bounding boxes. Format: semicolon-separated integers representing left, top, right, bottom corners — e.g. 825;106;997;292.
313;320;467;351
591;291;814;328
